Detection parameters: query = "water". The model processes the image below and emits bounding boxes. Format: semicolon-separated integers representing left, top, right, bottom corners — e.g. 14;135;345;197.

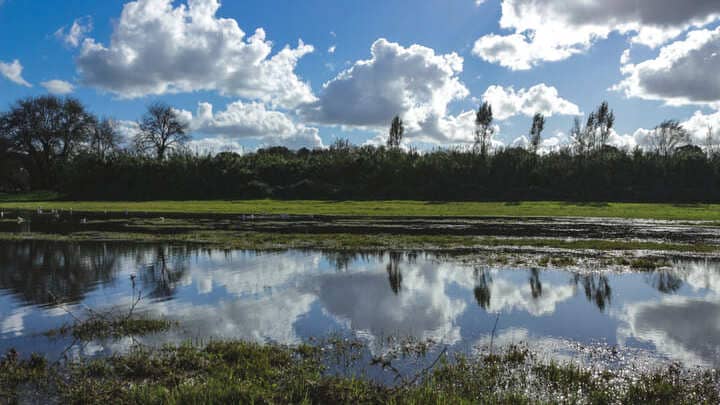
0;241;719;368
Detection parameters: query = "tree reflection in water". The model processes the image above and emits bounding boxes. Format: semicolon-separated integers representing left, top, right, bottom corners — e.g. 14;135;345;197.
573;274;612;311
647;271;683;294
473;267;492;310
0;241;118;306
139;246;190;300
386;252;403;295
0;241;195;306
529;268;543;299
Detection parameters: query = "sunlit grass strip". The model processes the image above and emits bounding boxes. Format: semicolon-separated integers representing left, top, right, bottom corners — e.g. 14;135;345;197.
2;196;720;220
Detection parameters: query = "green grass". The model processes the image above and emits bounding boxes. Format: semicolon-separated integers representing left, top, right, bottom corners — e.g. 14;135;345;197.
1;196;720;220
45;317;176;341
1;341;717;404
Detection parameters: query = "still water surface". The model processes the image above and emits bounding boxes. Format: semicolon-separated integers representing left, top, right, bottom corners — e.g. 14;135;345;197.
0;241;718;367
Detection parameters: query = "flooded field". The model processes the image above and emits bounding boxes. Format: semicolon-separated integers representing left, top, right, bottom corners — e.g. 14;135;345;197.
1;241;719;370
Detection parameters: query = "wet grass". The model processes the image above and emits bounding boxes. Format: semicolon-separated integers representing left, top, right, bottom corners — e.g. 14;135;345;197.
0;230;715;254
3;197;720;220
1;341;718;404
45;317;175;341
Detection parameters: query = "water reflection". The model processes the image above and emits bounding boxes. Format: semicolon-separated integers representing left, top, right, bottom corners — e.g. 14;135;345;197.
573;274;612;312
1;241;720;367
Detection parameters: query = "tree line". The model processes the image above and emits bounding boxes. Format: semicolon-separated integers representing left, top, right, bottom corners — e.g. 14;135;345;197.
0;95;718;202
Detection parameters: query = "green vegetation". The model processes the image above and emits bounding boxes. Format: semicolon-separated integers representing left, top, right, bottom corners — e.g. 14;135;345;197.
3;199;720;221
1;341;717;404
0;230;715;254
45;317;175;341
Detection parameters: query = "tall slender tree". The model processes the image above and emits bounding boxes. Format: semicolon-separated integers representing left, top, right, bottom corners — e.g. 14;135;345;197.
705;125;716;157
529;113;545;154
387;115;404;149
569;117;586;155
595;101;615;150
474;102;494;156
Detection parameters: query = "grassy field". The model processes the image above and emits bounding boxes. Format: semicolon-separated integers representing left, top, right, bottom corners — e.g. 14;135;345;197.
2;338;717;404
1;194;720;220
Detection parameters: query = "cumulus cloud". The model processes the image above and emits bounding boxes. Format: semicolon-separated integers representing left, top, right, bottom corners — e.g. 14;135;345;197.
614;27;720;107
183;101;323;149
54;16;93;48
40;79;75;95
0;59;31;87
301;38;469;144
473;0;720;70
482;84;581;120
77;0;315;108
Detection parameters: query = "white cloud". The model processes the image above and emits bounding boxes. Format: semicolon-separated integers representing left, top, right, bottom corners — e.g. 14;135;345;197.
0;59;31;87
187;136;244;155
184;101;323;149
77;0;315;108
473;0;720;70
54;16;93;48
680;110;720;145
40;79;75;95
614;27;720;107
328;45;336;54
300;38;469;144
482;84;581;120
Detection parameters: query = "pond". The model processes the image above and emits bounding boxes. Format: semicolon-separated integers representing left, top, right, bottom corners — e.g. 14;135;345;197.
0;241;719;368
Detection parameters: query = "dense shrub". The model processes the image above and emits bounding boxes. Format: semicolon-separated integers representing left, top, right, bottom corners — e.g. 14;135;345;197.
52;145;720;202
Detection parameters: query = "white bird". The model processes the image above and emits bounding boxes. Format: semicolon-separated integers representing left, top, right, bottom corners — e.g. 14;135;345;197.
80;218;87;224
17;217;24;224
0;211;4;219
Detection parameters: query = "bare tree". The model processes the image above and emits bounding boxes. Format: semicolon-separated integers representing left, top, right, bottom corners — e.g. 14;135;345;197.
529;113;545;154
134;103;189;160
89;118;121;159
387;115;404;149
474;102;494;156
649;120;690;157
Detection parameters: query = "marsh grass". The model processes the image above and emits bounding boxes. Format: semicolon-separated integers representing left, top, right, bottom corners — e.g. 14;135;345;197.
0;230;715;254
2;341;718;404
44;317;175;341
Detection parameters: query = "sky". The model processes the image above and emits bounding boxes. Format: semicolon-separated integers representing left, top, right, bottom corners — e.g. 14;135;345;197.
1;0;720;153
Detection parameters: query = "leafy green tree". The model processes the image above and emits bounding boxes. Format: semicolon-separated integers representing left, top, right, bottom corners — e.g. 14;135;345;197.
474;102;494;156
387;115;404;149
595;101;615;150
0;95;96;188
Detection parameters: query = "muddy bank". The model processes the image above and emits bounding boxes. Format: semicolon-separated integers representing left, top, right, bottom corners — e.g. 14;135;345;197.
1;210;719;245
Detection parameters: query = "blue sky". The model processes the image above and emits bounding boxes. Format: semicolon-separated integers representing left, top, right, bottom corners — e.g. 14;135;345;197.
1;0;719;152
